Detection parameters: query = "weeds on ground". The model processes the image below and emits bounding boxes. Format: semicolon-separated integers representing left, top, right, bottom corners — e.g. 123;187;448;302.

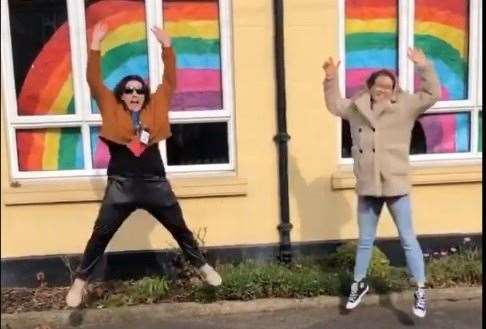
1;237;481;313
425;239;482;288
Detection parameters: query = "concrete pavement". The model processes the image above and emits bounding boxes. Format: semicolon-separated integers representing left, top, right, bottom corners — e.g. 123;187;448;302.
80;298;482;329
1;287;482;329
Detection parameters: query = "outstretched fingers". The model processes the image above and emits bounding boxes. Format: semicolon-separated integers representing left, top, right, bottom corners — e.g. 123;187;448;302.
94;22;108;37
323;57;341;75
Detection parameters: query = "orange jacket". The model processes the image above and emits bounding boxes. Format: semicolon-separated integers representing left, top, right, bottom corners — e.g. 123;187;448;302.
87;47;176;145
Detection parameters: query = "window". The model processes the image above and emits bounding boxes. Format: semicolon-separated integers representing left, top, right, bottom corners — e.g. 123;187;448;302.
339;0;482;164
1;0;235;179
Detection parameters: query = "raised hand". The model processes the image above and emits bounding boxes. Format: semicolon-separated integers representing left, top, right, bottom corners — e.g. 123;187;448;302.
323;57;341;79
90;22;108;50
151;26;171;47
407;47;427;68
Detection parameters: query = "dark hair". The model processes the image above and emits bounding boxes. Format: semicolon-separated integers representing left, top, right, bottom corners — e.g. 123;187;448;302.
113;75;150;109
366;69;397;90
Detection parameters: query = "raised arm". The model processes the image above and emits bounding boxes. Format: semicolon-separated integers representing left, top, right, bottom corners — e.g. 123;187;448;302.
86;23;113;101
150;26;176;104
322;57;351;119
407;48;441;118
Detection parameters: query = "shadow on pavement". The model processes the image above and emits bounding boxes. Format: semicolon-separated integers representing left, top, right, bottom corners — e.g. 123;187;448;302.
68;309;86;327
378;294;415;326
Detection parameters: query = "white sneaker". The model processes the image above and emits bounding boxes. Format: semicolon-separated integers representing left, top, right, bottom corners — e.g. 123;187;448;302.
413;288;427;318
346;280;369;310
199;263;222;286
66;278;88;308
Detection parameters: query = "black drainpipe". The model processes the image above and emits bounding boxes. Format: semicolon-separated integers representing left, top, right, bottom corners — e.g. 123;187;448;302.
272;0;293;264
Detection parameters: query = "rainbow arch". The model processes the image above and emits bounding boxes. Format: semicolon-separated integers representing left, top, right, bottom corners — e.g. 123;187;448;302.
16;0;222;171
344;0;471;154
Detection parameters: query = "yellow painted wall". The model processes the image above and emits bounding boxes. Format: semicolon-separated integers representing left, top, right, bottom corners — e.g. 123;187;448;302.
1;0;482;260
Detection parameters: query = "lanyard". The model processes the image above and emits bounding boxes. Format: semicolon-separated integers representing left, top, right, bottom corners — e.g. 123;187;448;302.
131;111;141;134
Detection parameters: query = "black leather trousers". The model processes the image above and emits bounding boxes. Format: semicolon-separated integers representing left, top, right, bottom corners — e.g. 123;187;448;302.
75;175;206;280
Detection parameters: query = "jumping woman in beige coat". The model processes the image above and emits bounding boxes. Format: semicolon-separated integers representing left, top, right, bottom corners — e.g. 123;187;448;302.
323;48;440;318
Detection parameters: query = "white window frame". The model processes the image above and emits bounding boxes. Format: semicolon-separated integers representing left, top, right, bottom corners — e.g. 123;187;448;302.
1;0;236;180
337;0;483;166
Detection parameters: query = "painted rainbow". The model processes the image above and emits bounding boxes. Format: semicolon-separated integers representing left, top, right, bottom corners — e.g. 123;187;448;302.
345;0;398;97
16;0;222;171
345;0;470;154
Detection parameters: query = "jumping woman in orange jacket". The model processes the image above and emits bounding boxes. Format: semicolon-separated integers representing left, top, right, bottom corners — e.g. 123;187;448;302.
66;23;222;308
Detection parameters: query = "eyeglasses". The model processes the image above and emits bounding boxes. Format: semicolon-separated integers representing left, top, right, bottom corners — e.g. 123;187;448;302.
123;87;145;95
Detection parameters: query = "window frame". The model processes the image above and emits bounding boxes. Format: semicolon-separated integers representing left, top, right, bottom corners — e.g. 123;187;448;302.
337;0;483;166
1;0;236;180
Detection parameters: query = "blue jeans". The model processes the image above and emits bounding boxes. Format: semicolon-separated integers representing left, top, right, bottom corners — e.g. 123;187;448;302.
353;194;425;285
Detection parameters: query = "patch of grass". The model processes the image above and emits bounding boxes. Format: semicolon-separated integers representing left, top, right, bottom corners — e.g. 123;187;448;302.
96;276;170;307
323;241;406;294
324;242;392;277
84;242;485;309
5;241;481;313
187;242;482;303
426;245;482;288
368;267;409;294
189;261;345;303
128;276;170;301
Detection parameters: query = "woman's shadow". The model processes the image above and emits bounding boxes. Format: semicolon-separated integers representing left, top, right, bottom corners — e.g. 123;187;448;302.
289;155;352;251
378;294;416;326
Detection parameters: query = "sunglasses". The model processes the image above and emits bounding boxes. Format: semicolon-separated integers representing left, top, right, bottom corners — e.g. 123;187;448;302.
123;87;145;95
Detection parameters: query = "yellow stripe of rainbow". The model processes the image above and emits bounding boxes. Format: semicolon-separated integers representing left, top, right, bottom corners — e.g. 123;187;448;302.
415;21;467;58
166;20;219;39
48;22;145;115
101;22;146;55
346;19;397;34
42;128;61;170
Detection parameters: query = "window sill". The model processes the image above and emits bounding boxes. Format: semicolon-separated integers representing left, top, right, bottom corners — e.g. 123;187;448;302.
332;165;482;190
2;175;248;205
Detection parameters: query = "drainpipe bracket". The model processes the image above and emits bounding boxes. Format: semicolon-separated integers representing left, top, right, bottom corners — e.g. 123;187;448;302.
273;133;291;144
277;222;293;233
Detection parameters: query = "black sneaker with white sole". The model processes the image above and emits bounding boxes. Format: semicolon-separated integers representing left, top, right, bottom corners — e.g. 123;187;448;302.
413;288;427;318
346;280;369;310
